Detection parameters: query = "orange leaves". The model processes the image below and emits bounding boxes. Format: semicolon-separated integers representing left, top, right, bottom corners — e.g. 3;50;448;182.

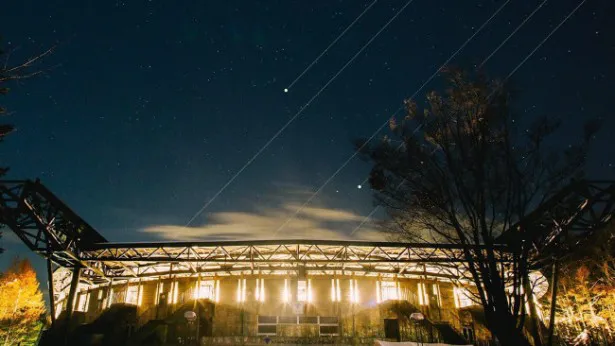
0;258;46;344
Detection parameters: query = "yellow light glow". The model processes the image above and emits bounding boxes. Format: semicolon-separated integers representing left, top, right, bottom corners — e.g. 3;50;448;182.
137;285;143;306
283;278;290;303
236;278;247;302
376;281;381;303
172;281;179;304
454;287;474;308
215;280;220;302
331;279;336;301
417;282;428;306
432;283;441;307
255;278;261;301
297;280;307;302
336;278;341;302
108;288;114;308
349;279;360;303
308;279;313;303
380;281;399;301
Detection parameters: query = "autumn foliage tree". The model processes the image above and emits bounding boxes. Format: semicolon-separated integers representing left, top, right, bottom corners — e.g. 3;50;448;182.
358;69;598;346
544;219;615;344
0;258;46;345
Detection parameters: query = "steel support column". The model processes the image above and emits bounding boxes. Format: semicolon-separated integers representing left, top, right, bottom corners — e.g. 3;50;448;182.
65;264;82;322
547;259;559;346
47;257;56;326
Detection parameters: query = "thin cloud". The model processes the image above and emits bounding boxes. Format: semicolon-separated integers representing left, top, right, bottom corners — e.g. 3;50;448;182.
141;203;384;241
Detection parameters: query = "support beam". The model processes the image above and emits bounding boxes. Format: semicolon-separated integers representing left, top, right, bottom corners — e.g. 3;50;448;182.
47;257;56;326
547;259;559;346
65;264;82;323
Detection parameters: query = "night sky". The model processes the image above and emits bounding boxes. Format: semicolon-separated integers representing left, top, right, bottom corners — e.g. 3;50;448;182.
1;0;614;287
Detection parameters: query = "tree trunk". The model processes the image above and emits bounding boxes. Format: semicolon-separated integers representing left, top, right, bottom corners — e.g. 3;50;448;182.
487;310;532;346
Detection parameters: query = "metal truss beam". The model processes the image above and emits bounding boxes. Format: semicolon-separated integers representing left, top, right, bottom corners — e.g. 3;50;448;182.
497;180;615;265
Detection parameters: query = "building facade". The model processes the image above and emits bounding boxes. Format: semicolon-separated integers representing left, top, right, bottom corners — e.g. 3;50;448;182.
49;241;494;345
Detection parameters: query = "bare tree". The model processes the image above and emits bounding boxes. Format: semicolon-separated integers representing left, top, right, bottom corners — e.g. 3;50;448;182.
1;40;55;138
358;69;599;346
0;38;54;253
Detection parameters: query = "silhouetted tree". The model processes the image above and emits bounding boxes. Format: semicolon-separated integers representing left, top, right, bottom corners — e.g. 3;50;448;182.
358;69;599;346
0;38;54;254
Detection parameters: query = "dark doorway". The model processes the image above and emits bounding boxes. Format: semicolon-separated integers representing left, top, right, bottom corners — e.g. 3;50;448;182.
384;319;401;341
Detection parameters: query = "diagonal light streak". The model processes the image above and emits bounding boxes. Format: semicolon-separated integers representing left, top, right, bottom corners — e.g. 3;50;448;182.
184;0;418;227
273;0;512;236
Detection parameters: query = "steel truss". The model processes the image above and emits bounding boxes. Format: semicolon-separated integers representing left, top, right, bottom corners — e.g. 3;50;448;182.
1;179;614;313
80;239;504;281
497;180;615;265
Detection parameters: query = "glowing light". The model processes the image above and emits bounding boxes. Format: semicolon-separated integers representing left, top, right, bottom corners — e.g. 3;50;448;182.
297;280;308;302
417;282;428;306
55;302;63;319
380;281;399;301
432;283;441;307
237;278;247;302
336;279;341;302
308;279;313;303
376;281;381;303
215;280;220;302
172;281;179;304
108;288;114;308
126;285;139;305
195;280;216;300
357;184;362;189
330;278;341;302
155;282;163;305
284;88;289;93
454;287;474;308
255;278;266;302
283;278;291;303
349;279;360;303
138;285;144;306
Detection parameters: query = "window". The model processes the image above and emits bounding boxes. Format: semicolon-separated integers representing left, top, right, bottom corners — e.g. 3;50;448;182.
299;316;318;324
76;292;89;312
319;325;339;336
257;315;277;335
282;279;291;303
258;325;277;335
126;286;139;305
379;281;399;302
319;316;339;336
195;280;216;300
297;279;312;302
258;316;277;324
278;316;297;324
454;287;475;308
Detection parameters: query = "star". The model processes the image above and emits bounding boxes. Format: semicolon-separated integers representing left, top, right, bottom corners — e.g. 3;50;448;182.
357;185;362;189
